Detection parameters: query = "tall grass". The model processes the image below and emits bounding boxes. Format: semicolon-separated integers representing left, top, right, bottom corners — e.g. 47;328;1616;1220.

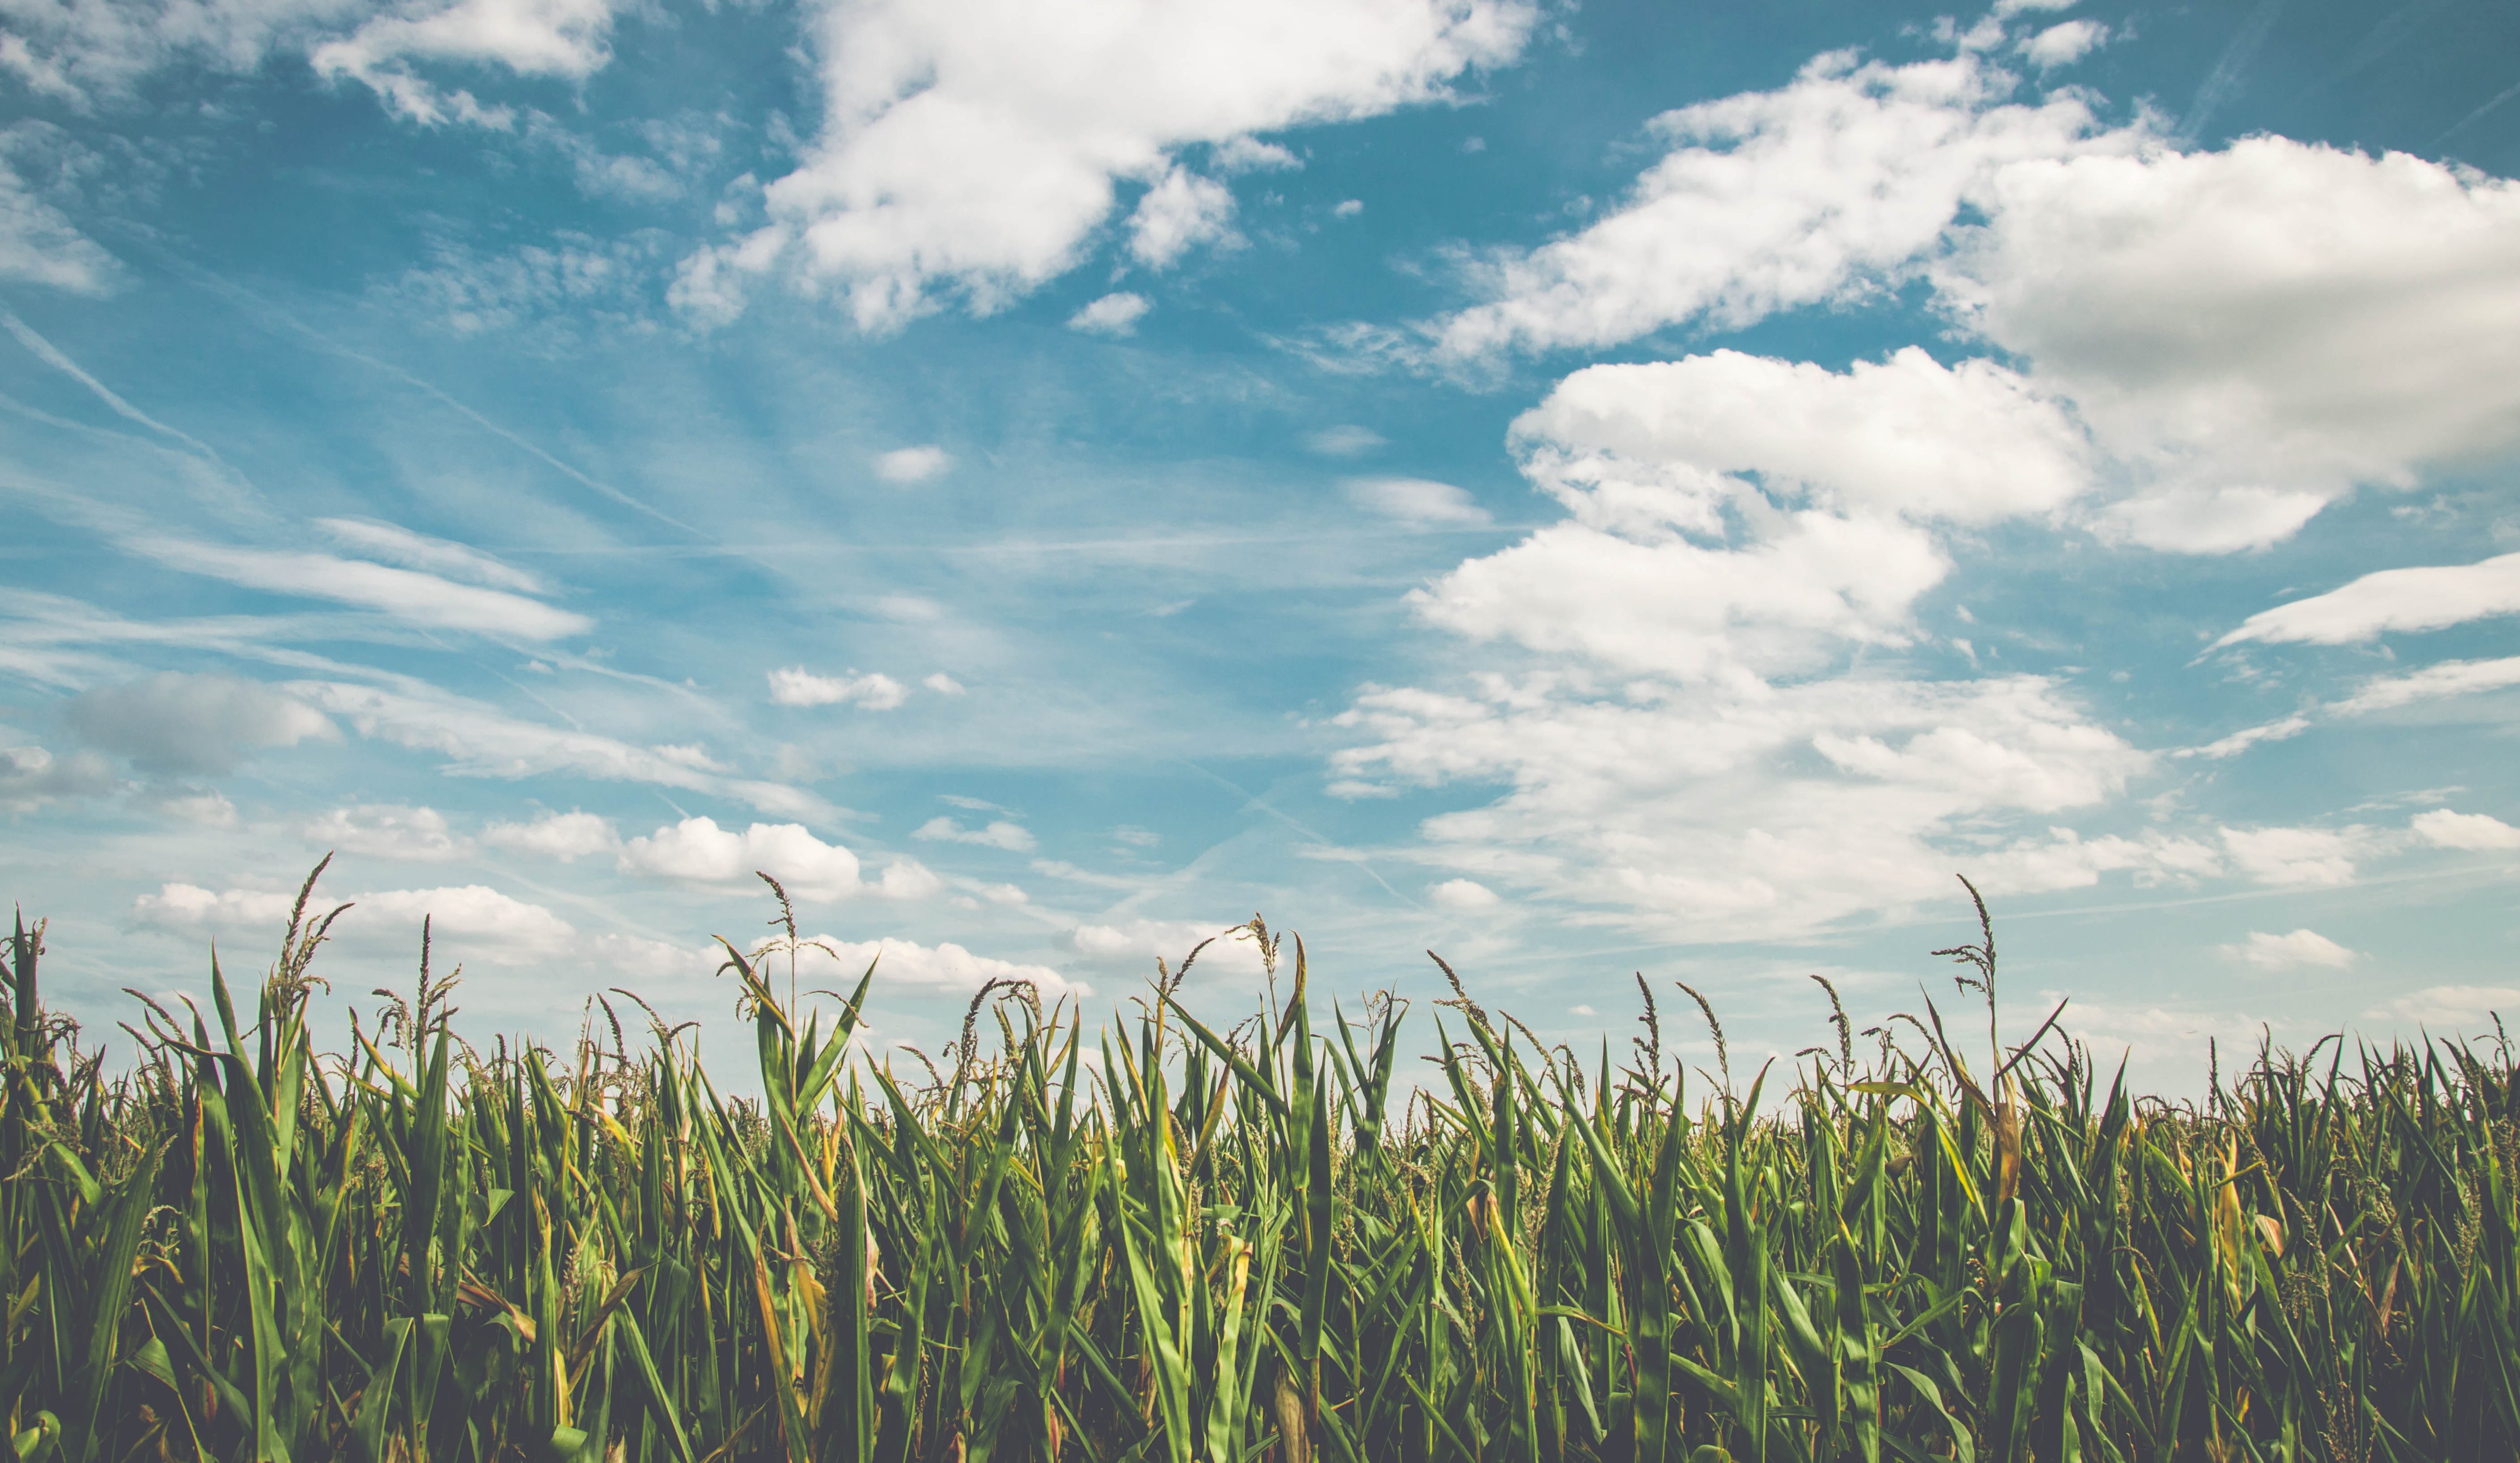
2;864;2513;1463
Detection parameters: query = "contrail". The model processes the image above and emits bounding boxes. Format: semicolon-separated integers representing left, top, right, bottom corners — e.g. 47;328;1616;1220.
2179;0;2284;143
2438;75;2520;146
0;305;226;464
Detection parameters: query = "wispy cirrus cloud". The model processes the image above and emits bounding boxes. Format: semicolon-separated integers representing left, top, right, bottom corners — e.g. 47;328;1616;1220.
2217;552;2520;647
135;538;591;640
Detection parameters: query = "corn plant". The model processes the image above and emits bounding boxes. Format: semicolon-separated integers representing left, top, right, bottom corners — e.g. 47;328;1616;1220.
0;866;2513;1463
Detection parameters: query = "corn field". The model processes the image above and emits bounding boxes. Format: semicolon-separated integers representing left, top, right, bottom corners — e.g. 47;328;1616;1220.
3;866;2516;1463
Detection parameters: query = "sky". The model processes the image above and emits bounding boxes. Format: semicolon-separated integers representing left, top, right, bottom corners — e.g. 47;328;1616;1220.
2;0;2517;1091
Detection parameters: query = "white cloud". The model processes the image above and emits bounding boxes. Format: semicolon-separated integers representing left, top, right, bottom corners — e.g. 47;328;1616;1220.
685;0;1534;330
2335;657;2520;716
620;815;857;897
133;538;590;639
2216;552;2520;647
1334;672;2154;942
1129;166;1236;267
2411;808;2520;851
2366;985;2520;1032
767;667;910;710
311;0;622;128
878;858;943;900
147;788;238;826
1332;198;1363;218
134;879;579;964
0;149;116;293
67;673;337;776
2219;825;2359;887
315;518;546;594
304;803;469;861
1419;512;1946;682
873;445;951;483
349;884;577;960
1429;877;1499;909
133;882;296;932
619;816;930;902
1414;348;2092;684
2181;715;2310;760
647;742;724;772
1404;27;2520;553
482;808;618;860
1210;136;1299;173
793;935;1087;998
2018;19;2104;69
1068;918;1267;977
590;932;715;982
379;232;665;336
1068;291;1152;336
1425;44;2123;361
1346;476;1491;528
1515;349;2089;529
1946;139;2520;549
914;816;1037;852
0;0;361;100
293;679;817;815
0;741;114;810
922;672;966;695
2224;928;2355;971
1305;424;1386;457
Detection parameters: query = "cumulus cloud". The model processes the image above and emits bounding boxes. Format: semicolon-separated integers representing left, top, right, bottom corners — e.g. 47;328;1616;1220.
1333;672;2156;942
67;673;336;776
482;809;619;860
1948;139;2520;549
679;0;1534;330
1068;291;1151;336
0;741;114;809
135;880;579;964
2219;825;2360;887
2224;928;2355;971
789;935;1087;998
2411;808;2520;851
2366;985;2520;1032
2216;552;2520;647
1129;166;1236;267
767;667;910;710
1423;43;2124;361
1400;22;2520;553
303;803;468;861
618;816;931;902
2018;19;2105;69
1067;919;1267;977
873;445;951;483
914;816;1037;852
1429;877;1499;910
132;882;296;932
1410;348;2086;684
1346;477;1491;528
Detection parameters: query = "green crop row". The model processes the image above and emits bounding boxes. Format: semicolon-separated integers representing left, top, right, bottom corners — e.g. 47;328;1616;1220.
1;864;2512;1463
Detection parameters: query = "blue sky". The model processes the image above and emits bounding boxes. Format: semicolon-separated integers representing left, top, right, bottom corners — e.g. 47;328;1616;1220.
3;0;2517;1088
